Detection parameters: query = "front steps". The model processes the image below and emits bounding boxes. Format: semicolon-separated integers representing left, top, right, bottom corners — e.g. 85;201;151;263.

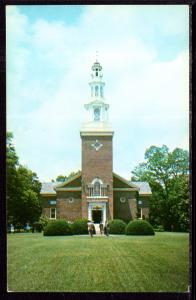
94;224;101;236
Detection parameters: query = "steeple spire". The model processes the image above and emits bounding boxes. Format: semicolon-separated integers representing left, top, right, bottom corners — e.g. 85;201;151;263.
80;60;113;135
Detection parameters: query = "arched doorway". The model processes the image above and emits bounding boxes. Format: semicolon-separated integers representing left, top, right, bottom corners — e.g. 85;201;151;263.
92;208;102;223
88;202;107;224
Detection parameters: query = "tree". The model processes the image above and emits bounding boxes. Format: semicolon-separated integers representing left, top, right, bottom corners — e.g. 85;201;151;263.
6;132;19;223
14;166;42;225
131;145;189;231
55;170;80;182
6;132;42;226
56;175;66;182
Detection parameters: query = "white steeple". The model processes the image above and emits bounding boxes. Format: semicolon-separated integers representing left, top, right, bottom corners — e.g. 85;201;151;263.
80;59;113;136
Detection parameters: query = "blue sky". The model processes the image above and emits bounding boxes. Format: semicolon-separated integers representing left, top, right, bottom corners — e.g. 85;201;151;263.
6;5;189;182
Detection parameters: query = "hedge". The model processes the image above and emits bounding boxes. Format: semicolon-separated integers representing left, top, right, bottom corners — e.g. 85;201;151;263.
71;219;89;235
43;219;73;236
108;219;126;234
126;220;155;235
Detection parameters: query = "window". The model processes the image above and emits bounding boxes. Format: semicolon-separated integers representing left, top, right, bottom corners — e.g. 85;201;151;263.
50;208;56;219
100;86;103;97
91;86;93;97
69;198;74;203
95;86;99;96
48;200;56;205
138;200;142;205
137;208;142;219
94;181;101;196
96;69;98;76
94;108;100;121
120;197;126;203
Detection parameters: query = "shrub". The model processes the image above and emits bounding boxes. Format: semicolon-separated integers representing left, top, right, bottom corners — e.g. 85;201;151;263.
108;219;126;234
126;220;155;235
153;225;164;232
71;219;88;235
43;219;73;236
39;215;50;228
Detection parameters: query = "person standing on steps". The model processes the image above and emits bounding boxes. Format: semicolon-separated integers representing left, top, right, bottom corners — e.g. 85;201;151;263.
104;221;109;237
99;222;104;235
87;220;94;237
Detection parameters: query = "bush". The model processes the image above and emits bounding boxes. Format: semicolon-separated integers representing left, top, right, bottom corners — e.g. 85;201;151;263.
108;219;126;234
39;215;50;228
126;220;155;235
71;219;88;235
153;225;164;232
43;219;73;236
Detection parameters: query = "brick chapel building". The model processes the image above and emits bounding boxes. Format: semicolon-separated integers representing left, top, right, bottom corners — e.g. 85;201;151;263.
41;60;151;224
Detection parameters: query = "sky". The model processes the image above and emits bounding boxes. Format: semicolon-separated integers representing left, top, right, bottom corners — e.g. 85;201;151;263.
6;5;189;182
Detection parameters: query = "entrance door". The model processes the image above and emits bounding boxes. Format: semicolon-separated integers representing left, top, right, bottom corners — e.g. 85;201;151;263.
92;210;102;223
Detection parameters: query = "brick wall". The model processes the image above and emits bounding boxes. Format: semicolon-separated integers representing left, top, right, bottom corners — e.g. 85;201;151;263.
81;134;113;219
41;195;57;218
56;191;82;221
141;207;149;219
113;191;137;222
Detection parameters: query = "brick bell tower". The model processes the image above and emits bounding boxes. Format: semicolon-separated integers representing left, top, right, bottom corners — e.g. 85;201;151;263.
80;59;114;224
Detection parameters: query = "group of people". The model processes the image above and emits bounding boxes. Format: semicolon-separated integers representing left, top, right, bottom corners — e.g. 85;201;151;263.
87;220;110;237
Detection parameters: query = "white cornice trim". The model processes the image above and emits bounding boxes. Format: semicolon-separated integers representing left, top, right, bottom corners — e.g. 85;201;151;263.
86;199;108;203
80;131;114;136
56;187;82;192
41;193;56;196
113;188;138;191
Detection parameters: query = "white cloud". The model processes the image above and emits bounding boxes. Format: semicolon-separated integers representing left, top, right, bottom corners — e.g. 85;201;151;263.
6;5;189;181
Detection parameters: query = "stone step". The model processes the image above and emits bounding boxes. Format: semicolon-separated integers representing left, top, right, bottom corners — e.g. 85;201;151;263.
94;224;101;235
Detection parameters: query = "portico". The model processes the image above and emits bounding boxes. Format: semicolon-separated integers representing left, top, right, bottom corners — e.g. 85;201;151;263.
87;201;107;224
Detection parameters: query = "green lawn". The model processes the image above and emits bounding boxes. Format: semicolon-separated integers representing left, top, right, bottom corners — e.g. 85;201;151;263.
7;232;189;292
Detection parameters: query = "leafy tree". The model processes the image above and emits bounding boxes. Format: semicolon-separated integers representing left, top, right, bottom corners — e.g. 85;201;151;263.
55;170;80;182
13;166;42;225
6;132;19;223
131;145;189;231
56;175;66;182
6;132;42;226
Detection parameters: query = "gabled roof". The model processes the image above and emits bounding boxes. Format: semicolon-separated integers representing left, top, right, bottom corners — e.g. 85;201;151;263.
113;172;139;190
41;182;58;195
55;171;82;189
131;181;152;195
40;172;151;195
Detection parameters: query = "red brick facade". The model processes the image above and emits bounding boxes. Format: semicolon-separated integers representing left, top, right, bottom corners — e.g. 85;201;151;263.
81;134;113;220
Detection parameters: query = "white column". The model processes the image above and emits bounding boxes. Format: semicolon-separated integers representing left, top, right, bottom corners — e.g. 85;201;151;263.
88;204;92;221
103;203;106;224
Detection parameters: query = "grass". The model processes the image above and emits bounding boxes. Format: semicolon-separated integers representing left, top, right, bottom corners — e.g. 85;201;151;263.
7;232;189;292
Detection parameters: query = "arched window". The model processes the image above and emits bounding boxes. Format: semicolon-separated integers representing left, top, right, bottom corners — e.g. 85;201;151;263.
94;181;101;196
91;178;103;196
100;86;103;97
95;86;99;96
94;108;100;121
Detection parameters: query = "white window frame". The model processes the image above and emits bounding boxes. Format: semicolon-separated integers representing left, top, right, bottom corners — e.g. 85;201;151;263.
120;197;126;203
50;208;56;219
138;208;143;219
69;197;74;203
49;200;56;205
